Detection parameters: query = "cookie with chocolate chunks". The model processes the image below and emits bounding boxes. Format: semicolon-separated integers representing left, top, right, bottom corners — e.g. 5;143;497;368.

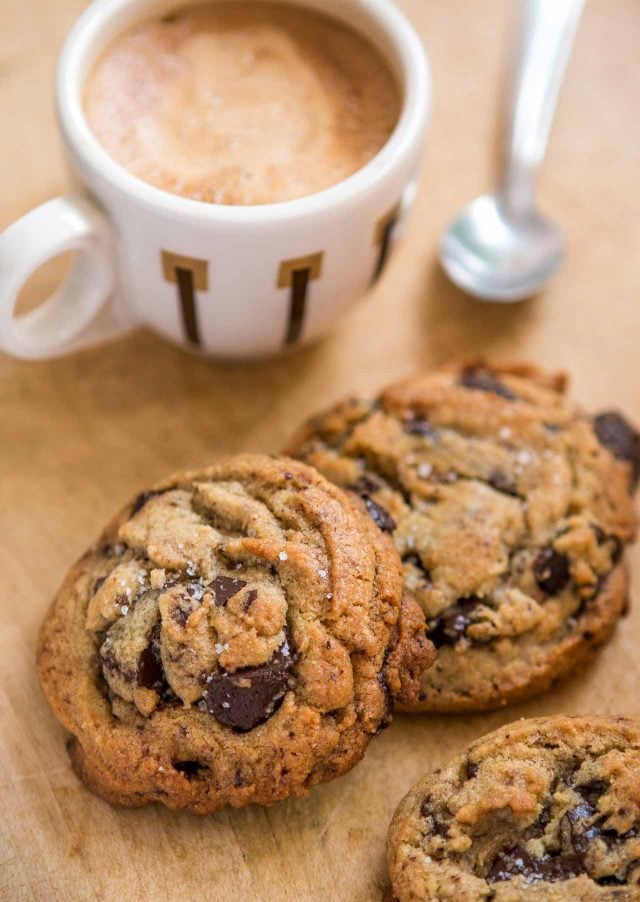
287;361;638;712
37;455;433;814
388;715;640;900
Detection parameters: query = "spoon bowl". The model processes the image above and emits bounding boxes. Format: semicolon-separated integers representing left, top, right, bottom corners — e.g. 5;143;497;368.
440;193;565;302
439;0;583;302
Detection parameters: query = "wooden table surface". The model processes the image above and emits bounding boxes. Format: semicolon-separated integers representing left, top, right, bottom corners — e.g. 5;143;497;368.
1;1;639;899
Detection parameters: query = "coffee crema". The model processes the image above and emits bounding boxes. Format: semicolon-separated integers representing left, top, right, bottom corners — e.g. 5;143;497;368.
83;1;401;205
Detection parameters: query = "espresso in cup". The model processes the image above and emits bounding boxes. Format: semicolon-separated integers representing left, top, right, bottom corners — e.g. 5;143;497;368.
83;1;401;205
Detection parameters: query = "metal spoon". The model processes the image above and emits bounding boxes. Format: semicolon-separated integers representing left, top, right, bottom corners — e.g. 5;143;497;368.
439;0;584;302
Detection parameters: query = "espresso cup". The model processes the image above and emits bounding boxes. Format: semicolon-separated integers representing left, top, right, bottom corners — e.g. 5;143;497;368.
0;0;430;361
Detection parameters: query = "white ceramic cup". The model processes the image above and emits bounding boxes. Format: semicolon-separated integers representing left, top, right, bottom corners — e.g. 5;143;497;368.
0;0;430;361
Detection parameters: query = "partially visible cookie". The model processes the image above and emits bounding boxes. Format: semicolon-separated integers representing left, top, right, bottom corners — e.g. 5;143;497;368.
287;362;639;712
37;454;433;814
388;715;640;900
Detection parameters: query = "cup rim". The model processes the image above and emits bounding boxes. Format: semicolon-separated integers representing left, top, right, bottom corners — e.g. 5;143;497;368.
56;0;431;224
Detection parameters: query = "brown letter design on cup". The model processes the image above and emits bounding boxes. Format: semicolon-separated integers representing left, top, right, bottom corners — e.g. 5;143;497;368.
161;251;209;346
277;252;324;345
372;203;400;283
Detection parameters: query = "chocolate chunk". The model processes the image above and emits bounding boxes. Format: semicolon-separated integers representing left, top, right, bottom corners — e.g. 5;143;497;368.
404;417;437;440
420;796;432;817
525;802;553;839
460;366;517;401
131;489;165;515
171;607;189;627
349;477;397;532
137;623;166;691
171;599;197;627
598;873;632;886
419;797;448;836
486;846;585;884
352;475;383;496
100;646;135;683
594;411;640;488
347;476;396;532
577;780;608;808
566;802;601;853
209;575;247;607
243;589;258;612
170;582;205;626
488;469;519;496
428;597;481;647
466;761;478;779
362;496;397;533
202;639;295;732
533;548;570;595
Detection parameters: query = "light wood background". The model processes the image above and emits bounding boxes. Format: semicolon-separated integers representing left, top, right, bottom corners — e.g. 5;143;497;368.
1;1;639;899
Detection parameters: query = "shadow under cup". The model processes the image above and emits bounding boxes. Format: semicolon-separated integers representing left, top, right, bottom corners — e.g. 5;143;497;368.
0;0;431;361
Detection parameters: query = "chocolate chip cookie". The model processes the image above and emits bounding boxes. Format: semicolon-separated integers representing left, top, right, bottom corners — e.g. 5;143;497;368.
287;362;639;712
387;715;640;900
37;455;433;813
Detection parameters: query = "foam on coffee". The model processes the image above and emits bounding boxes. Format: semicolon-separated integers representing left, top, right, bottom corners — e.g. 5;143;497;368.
84;2;401;205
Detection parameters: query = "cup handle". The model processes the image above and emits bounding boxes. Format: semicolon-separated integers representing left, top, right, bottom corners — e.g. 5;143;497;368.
0;194;133;360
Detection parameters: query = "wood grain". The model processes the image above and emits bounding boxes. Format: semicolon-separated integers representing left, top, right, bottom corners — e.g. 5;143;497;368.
1;1;639;899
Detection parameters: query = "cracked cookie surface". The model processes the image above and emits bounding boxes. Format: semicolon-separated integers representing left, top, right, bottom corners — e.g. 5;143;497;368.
37;455;432;813
287;362;639;711
387;715;640;901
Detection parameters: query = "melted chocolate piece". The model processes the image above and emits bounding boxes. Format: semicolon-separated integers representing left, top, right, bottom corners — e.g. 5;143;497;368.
404;417;438;440
419;797;448;836
460;366;517;401
525;802;553;839
137;623;167;691
576;780;608;808
594;411;640;489
349;477;397;532
202;639;295;732
566;802;601;853
533;548;570;595
171;606;190;627
420;796;432;817
598;873;633;886
100;646;135;683
243;589;259;612
362;496;397;533
209;575;247;607
352;475;383;496
170;582;204;626
486;846;585;884
466;761;479;779
428;597;481;647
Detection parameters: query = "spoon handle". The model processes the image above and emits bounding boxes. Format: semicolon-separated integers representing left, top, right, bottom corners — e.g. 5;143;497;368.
500;0;584;214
